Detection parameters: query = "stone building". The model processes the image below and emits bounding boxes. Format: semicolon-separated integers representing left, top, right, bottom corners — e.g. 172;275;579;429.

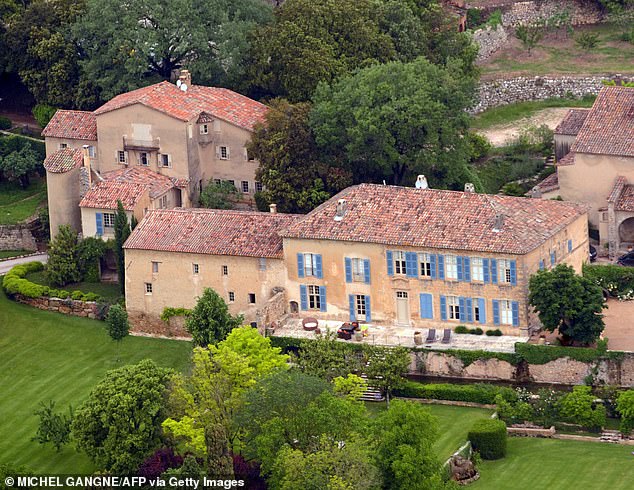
42;70;268;239
124;182;588;337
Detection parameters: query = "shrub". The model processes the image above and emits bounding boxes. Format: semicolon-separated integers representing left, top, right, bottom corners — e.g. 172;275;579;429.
495;394;534;425
472;327;484;335
467;132;492;162
160;307;192;322
105;304;129;342
468;419;507;460
575;32;601;50
2;262;47;297
486;9;503;28
455;325;469;334
71;291;84;300
0;116;11;130
82;292;100;302
486;329;503;336
557;386;606;431
394;381;516;405
32;104;57;128
583;263;634;299
501;182;526;197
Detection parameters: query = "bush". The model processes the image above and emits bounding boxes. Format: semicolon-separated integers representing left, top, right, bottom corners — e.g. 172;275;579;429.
486;329;503;336
557;386;606;431
454;326;484;335
32;104;58;128
0;116;11;130
455;325;469;334
468;419;507;460
583;263;634;299
515;342;623;365
467;132;492;162
394;381;517;405
2;261;47;297
160;307;192;322
575;32;601;50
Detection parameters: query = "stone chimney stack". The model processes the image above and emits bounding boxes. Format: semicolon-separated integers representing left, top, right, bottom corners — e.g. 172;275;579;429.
464;183;475;193
178;69;192;88
415;175;429;189
269;203;277;214
334;199;347;221
493;214;505;233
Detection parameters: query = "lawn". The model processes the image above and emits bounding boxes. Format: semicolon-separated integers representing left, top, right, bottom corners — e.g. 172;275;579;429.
0;250;31;260
0;179;46;225
473;437;634;490
26;270;122;302
0;287;192;474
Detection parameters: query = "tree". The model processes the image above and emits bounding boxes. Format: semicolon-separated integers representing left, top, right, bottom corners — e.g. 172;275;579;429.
529;264;606;345
333;374;367;402
105;304;130;346
371;400;448;490
73;0;273;101
364;346;410;407
46;224;81;286
185;288;243;346
71;359;173;473
32;400;73;452
113;200;130;295
0;143;41;188
249;99;350;214
515;22;545;55
557;386;606;431
616;389;634;435
199;180;239;209
295;331;364;381
311;57;477;187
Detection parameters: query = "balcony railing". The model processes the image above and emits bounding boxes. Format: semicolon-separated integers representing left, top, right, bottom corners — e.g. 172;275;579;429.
123;136;160;151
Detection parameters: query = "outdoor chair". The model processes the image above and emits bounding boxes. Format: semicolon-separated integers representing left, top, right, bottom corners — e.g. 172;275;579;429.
442;328;451;344
426;328;436;343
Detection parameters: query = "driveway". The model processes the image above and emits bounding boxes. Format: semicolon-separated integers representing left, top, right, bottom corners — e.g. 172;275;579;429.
0;253;47;275
603;299;634;352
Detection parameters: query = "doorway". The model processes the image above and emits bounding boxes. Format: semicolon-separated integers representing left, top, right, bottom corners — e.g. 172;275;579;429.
396;291;409;325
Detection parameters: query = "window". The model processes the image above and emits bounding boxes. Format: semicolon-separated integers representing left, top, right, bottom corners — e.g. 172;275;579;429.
200;124;208;135
219;146;228;160
471;257;484;282
159;195;168;209
447;296;460;320
145;283;153;294
258;258;267;271
241;181;249;193
103;213;116;228
222;265;228;275
500;300;513;325
140;152;149;166
356;295;366;317
228;292;235;303
59;143;68;149
303;253;319;277
192;263;199;274
248;293;256;304
214;178;222;185
152;261;159;273
88;146;96;158
118;150;126;163
474;301;481;322
550;251;556;266
228;180;235;188
498;259;512;284
160;154;170;168
445;255;458;280
255;181;263;193
394;251;407;275
419;253;432;277
351;258;366;282
245;147;255;161
308;285;321;310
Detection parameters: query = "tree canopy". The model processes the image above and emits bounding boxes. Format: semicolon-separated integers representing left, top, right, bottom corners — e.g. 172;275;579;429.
185;287;243;346
46;224;81;287
0;143;41;188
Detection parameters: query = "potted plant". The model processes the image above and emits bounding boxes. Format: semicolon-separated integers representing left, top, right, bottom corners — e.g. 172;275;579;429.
414;331;423;345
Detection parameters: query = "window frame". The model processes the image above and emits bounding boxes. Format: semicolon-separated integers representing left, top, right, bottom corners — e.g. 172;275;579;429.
255;181;263;193
144;283;153;294
248;293;256;304
192;263;199;275
200;124;209;135
355;294;366;316
419;253;432;278
471;257;484;282
307;285;321;310
219;146;228;160
140;152;149;166
394;251;407;275
151;261;159;273
499;259;512;284
351;258;366;282
222;265;228;276
118;150;126;163
303;253;318;277
241;181;249;193
445;255;458;281
500;300;513;325
103;213;116;228
447;295;460;320
228;291;235;303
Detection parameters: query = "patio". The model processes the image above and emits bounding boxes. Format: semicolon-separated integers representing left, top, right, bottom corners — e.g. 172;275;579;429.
272;318;528;354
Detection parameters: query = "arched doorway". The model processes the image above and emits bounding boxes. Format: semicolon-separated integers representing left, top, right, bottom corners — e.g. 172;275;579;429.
619;217;634;243
289;301;299;314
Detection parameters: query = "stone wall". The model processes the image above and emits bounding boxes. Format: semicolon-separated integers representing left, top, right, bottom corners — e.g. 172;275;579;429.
507;425;556;437
128;311;189;338
0;223;37;251
472;74;634;113
500;0;602;27
14;294;102;319
255;289;287;334
473;24;509;61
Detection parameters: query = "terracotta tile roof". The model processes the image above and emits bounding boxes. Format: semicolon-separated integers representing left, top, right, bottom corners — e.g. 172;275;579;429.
43;148;83;173
94;81;268;130
534;171;559;194
556;151;575;166
124;209;300;258
79;167;175;211
554;109;589;136
41;110;97;140
571;86;634;157
281;184;587;255
616;185;634;212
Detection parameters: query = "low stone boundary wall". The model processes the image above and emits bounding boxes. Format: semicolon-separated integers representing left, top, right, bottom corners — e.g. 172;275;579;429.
473;25;509;62
507;425;556;437
14;293;102;319
0;223;37;251
399;397;496;409
128;311;190;338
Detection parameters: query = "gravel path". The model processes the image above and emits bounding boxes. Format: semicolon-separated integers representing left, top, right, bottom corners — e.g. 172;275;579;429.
0;253;47;275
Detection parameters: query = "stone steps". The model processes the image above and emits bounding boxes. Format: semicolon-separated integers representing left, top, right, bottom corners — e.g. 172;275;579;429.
360;373;384;402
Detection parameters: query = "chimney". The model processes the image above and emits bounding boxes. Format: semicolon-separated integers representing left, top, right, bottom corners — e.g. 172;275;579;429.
415;175;429;189
493;214;504;233
82;145;92;186
269;203;277;214
334;199;347;221
464;183;475;193
530;186;542;199
178;69;192;90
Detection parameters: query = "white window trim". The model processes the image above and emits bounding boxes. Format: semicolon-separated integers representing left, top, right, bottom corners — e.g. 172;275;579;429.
471;257;484;282
445;255;458;281
500;300;513;325
307;285;321;310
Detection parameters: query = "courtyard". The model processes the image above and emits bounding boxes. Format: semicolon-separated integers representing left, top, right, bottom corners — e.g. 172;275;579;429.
602;299;634;352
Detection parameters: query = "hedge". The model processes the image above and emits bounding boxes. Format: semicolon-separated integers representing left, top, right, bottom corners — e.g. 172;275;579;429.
515;342;623;364
419;348;520;367
468;419;507;460
160;307;192;322
583;263;634;299
269;335;366;353
394;380;517;405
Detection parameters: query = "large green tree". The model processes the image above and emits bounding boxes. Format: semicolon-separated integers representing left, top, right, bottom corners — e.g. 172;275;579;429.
249;99;351;213
295;331;364;381
0;143;41;188
185;287;243;346
73;0;272;101
310;57;477;187
71;360;173;474
529;264;605;345
46;225;81;287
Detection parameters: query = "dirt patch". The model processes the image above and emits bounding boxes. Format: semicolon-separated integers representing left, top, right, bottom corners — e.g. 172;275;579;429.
477;107;572;146
603;299;634;353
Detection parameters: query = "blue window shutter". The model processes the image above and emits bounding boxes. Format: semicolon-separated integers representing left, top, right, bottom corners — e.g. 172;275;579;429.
458;297;465;321
438;255;445;280
478;298;486;324
551;251;556;266
463;257;471;282
300;285;308;310
420;293;433;319
365;295;371;323
510;260;517;286
297;253;305;278
315;254;323;279
363;259;371;284
512;301;520;327
95;212;103;237
457;256;463;281
349;295;356;321
406;252;417;277
492;300;500;326
539;260;545;271
483;258;490;283
386;250;394;276
490;259;498;284
345;258;352;283
568;239;573;253
430;254;437;279
319;286;327;312
440;295;447;321
466;297;473;323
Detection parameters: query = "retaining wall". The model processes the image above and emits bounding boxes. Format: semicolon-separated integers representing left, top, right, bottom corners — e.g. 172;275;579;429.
14;294;102;319
0;224;37;251
473;24;509;61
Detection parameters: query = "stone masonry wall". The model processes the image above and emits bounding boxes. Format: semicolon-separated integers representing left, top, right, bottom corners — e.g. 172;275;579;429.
500;0;602;27
0;224;37;251
14;294;102;319
473;24;509;61
128;311;190;338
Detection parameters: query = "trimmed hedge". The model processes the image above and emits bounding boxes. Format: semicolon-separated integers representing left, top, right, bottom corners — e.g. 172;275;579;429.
485;329;503;337
394;380;516;405
420;348;520;367
269;335;366;353
515;342;623;364
468;419;507;460
455;326;484;335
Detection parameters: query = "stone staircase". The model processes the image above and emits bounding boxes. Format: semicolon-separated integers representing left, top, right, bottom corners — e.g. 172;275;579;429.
599;430;623;443
359;374;384;402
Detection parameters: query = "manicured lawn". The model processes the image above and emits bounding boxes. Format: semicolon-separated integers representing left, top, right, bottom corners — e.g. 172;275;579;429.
473;437;634;490
0;250;31;260
0;179;46;225
26;270;122;302
0;288;192;474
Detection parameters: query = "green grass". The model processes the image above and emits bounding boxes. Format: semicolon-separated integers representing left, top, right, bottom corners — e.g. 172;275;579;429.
0;287;192;474
471;97;596;130
473;437;634;490
26;270;122;301
0;179;46;225
0;250;31;259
